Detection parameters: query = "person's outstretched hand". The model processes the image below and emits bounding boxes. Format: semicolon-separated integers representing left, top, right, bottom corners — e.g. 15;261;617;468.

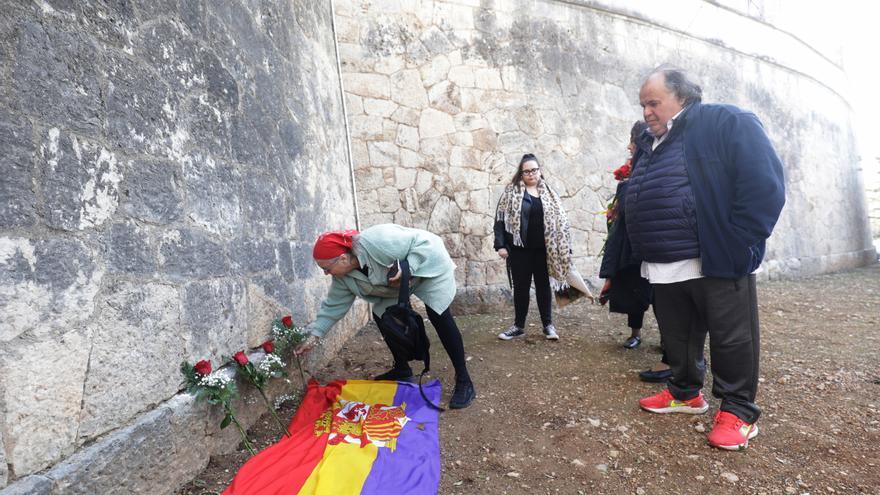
387;260;402;287
497;248;509;259
295;334;320;356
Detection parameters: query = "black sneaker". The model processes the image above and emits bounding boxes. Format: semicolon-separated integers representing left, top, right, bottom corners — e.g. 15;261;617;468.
449;378;476;409
373;367;414;381
498;325;525;340
543;324;559;340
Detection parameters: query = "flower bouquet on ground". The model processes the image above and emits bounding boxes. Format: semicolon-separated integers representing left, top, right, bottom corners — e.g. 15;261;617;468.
180;359;257;456
231;344;291;438
270;315;308;389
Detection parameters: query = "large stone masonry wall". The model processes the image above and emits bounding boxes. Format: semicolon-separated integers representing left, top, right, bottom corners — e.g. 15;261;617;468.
868;159;880;240
0;1;364;493
335;0;875;310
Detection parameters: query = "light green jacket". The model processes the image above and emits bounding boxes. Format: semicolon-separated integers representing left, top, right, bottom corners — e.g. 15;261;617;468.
307;224;457;338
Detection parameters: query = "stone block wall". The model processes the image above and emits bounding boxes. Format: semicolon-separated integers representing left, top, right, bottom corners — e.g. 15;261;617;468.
334;0;875;306
1;0;876;493
0;1;363;492
867;158;880;240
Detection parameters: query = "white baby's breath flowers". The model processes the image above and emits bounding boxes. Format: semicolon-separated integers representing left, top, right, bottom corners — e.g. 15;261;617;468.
258;353;285;374
199;372;232;388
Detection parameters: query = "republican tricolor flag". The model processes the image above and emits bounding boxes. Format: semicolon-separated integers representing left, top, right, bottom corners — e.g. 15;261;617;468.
223;379;441;494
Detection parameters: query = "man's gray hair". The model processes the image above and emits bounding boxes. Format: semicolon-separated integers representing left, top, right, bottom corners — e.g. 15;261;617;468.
648;65;703;105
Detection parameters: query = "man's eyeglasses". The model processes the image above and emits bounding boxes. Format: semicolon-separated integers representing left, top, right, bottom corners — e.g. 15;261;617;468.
522;168;540;176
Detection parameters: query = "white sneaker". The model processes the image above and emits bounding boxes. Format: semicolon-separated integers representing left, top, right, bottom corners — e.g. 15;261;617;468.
543;324;559;340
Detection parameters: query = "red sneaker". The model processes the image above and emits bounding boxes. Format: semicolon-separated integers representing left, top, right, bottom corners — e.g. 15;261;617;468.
639;389;709;414
707;411;759;451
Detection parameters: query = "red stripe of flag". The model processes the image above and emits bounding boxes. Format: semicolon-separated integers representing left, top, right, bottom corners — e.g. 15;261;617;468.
222;380;344;495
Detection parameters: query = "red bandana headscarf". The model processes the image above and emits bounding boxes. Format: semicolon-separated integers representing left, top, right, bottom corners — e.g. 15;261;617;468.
312;230;359;260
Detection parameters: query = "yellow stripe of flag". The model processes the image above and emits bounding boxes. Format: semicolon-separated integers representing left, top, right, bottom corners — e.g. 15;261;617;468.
297;380;398;494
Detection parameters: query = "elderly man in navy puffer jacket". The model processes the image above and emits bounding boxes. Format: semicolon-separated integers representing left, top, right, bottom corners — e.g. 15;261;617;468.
626;66;785;451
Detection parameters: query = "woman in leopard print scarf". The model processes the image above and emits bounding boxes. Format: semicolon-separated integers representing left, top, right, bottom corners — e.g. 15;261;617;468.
493;154;573;341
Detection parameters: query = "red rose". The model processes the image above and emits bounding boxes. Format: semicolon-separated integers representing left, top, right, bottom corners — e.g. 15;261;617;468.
233;351;249;366
281;315;293;328
613;161;632;181
261;340;274;354
194;360;212;376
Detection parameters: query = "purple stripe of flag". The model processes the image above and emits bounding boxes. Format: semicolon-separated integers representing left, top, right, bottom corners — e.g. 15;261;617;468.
359;380;442;495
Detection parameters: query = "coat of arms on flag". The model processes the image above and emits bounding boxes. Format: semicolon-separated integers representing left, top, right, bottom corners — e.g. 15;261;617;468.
223;379;441;494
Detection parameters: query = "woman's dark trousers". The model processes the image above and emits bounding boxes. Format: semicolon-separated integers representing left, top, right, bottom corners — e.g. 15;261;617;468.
509;247;552;328
373;307;470;381
627;312;644;331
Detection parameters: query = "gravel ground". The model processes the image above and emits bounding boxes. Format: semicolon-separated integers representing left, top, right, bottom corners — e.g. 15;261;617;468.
178;264;880;495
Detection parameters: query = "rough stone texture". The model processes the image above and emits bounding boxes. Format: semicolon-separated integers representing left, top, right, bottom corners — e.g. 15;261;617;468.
0;329;91;476
0;0;875;493
103;221;158;275
866;158;880;241
182;279;247;361
0;476;52;495
0;433;6;487
120;159;184;225
38;128;123;232
12;20;104;135
0;112;35;229
337;0;876;311
0;237;103;342
158;228;229;279
0;0;364;492
181;153;242;237
78;281;183;443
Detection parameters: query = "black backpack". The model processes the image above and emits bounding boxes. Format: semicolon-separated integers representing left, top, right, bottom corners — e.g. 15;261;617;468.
378;260;443;411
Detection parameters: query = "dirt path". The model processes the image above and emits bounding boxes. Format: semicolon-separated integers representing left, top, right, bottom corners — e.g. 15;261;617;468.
178;265;880;495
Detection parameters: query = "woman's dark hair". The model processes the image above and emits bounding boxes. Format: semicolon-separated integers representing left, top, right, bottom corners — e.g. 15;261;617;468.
649;65;702;106
510;153;540;185
630;121;648;143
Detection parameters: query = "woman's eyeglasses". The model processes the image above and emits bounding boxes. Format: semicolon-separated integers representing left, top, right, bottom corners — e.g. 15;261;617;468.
318;256;343;274
522;168;540;176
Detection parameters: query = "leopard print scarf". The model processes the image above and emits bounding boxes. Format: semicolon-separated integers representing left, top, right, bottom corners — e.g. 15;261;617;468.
495;179;573;290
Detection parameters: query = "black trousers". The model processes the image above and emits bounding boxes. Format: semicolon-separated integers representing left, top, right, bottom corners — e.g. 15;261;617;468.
373;306;470;381
653;275;761;423
509;247;552;328
627;312;644;330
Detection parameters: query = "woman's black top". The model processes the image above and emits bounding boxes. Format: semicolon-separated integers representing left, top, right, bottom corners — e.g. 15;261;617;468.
493;192;547;250
525;194;545;248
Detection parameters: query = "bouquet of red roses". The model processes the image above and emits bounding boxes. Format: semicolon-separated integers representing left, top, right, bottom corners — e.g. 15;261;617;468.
613;160;632;181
